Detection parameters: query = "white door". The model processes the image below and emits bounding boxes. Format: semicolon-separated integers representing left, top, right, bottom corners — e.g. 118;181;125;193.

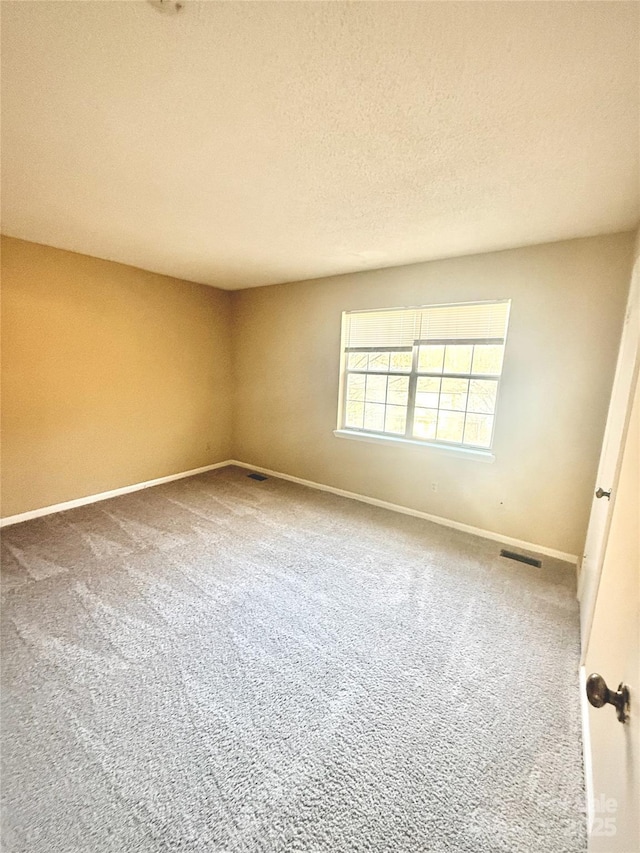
581;373;639;851
579;266;639;648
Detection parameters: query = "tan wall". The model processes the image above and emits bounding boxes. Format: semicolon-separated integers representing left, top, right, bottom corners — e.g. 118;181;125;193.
231;232;635;556
2;232;634;552
1;236;232;517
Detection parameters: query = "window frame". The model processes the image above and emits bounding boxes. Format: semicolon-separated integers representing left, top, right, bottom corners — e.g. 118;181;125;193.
337;308;509;454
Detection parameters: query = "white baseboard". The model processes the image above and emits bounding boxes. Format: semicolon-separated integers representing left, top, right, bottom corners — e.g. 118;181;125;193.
0;460;233;528
1;457;579;563
229;459;579;564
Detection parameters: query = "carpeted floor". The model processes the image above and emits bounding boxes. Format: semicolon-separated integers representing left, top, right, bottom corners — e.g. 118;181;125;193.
1;465;586;852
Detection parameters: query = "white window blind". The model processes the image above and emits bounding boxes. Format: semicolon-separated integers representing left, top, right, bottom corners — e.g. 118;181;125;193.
339;300;511;451
343;301;510;348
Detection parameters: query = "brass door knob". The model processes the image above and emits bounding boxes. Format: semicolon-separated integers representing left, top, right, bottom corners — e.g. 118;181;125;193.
586;673;630;723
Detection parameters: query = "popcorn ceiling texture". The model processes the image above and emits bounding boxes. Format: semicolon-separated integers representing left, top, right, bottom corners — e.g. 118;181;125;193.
1;1;638;289
1;467;586;852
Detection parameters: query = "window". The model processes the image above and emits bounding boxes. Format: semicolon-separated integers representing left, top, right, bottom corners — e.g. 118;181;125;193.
338;300;511;451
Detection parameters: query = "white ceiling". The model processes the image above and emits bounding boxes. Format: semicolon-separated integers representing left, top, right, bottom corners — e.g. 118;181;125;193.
1;1;638;290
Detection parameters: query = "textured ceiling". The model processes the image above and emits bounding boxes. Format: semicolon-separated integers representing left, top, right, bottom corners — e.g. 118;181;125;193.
1;1;638;290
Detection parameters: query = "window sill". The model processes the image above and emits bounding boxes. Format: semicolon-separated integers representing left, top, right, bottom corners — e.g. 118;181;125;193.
332;429;496;462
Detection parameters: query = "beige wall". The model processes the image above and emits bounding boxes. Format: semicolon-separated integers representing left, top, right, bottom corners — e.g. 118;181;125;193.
2;232;634;554
1;236;232;517
231;232;635;556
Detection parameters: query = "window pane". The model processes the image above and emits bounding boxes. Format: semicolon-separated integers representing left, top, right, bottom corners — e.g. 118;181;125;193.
347;352;368;371
389;351;412;372
387;375;409;406
413;408;437;440
345;400;364;429
443;345;473;374
346;373;366;401
416;377;440;408
463;413;494;447
468;379;497;414
436;410;465;443
418;345;444;373
368;351;390;372
440;378;469;411
365;374;387;403
384;405;407;435
471;344;504;376
364;402;385;432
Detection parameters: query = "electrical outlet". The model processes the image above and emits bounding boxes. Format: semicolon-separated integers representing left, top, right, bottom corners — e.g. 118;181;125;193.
431;482;438;492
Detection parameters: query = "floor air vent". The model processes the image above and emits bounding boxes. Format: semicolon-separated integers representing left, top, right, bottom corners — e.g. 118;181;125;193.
500;549;542;568
247;472;268;481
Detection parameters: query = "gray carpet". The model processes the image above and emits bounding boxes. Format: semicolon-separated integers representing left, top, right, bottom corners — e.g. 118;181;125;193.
1;466;586;852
